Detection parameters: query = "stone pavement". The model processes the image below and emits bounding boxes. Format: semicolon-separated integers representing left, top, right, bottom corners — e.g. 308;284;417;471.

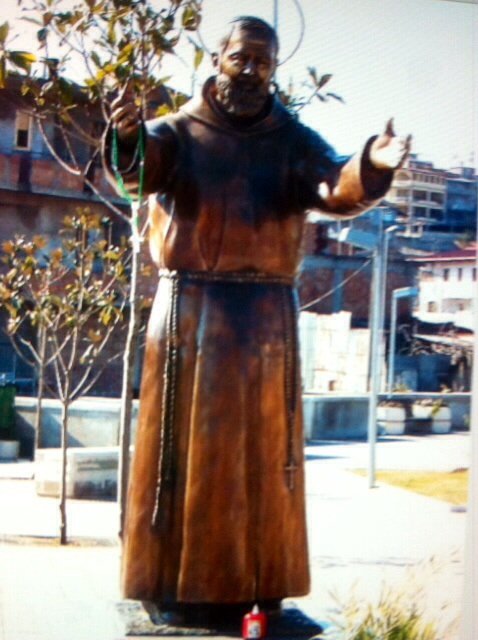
0;432;470;640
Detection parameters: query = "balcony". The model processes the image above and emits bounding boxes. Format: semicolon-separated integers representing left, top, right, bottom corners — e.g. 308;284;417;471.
420;279;475;301
389;195;410;204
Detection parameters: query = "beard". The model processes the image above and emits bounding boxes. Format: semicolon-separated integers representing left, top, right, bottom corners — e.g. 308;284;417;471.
215;73;271;118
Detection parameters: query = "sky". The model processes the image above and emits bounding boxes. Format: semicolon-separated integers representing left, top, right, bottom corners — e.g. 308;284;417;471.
2;0;477;170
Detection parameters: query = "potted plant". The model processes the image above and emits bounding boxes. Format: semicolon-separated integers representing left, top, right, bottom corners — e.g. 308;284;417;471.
377;400;406;435
0;377;19;461
412;397;451;434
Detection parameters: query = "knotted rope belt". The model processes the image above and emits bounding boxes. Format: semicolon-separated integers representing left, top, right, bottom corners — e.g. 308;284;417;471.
151;269;300;530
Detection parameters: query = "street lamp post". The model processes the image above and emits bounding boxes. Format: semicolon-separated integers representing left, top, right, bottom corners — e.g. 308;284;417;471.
337;226;385;488
272;0;279;31
336;222;404;488
367;231;384;488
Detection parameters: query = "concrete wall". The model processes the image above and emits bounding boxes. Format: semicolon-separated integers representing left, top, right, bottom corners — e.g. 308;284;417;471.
14;393;470;457
303;392;471;441
303;394;369;440
15;396;139;458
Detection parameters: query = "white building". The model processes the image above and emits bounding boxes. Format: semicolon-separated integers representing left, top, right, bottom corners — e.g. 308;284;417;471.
412;248;476;331
387;154;447;229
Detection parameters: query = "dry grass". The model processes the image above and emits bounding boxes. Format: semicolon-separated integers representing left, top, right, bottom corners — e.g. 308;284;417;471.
323;558;459;639
352;469;468;505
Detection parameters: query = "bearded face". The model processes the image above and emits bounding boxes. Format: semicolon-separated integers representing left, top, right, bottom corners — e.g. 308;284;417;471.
215;73;271;118
213;27;277;119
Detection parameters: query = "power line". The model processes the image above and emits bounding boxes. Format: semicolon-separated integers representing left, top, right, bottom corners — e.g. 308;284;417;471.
299;258;372;311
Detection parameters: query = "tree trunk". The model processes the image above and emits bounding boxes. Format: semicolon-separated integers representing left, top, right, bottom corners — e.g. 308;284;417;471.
59;390;70;546
33;324;47;459
118;241;141;538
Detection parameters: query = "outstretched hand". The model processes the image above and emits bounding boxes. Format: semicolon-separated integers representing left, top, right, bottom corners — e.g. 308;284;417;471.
369;119;412;170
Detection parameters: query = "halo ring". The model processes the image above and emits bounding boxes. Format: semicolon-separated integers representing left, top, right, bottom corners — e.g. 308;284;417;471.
194;0;306;66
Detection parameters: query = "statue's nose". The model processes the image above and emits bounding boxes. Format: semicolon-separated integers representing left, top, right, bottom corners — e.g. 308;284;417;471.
242;61;256;76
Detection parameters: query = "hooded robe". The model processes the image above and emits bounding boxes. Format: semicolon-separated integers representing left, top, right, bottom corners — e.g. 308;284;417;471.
105;78;393;604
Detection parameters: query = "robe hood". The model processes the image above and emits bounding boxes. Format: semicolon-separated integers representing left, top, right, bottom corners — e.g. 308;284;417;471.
181;76;294;136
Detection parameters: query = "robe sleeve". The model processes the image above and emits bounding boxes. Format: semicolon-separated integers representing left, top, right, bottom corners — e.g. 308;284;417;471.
294;125;394;219
102;117;179;198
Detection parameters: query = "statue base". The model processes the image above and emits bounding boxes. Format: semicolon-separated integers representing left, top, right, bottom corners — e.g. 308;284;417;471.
116;600;324;637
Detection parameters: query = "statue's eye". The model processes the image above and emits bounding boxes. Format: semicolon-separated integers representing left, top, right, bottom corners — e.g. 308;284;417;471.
229;53;245;64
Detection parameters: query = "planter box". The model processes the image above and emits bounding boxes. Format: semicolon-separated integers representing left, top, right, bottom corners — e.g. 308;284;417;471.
35;447;119;499
412;404;434;420
0;440;20;461
412;403;451;434
431;406;452;434
377;406;406;436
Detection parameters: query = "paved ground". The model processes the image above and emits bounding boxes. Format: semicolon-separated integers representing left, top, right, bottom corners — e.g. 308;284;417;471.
0;432;470;640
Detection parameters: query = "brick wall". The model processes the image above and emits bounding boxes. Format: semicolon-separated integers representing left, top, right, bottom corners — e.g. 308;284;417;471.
299;223;417;325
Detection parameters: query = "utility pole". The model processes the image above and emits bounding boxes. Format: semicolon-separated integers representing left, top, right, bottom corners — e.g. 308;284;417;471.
367;231;384;488
273;0;279;32
336;225;386;489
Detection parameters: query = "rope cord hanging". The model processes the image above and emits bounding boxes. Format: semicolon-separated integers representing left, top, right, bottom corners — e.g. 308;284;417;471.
111;124;146;254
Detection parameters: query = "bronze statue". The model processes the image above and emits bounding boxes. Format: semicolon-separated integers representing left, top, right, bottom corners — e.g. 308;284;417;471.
105;15;410;625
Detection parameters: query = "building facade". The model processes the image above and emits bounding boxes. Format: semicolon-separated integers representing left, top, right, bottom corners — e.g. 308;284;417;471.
445;166;477;233
0;77;131;395
412;248;476;332
387;154;477;235
387;154;447;230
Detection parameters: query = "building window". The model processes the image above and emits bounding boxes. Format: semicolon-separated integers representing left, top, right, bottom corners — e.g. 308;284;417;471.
457;268;463;281
413;206;427;217
427;301;437;312
443;268;449;281
412;189;427;201
15;111;32;150
430;192;444;204
473;268;477;281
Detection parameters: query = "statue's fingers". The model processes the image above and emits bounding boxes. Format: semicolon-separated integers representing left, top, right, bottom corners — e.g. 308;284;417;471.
119;79;135;101
384;118;395;137
110;106;129;126
397;141;412;168
110;82;135;113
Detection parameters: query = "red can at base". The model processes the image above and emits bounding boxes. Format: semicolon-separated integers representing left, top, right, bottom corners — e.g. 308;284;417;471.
242;604;267;639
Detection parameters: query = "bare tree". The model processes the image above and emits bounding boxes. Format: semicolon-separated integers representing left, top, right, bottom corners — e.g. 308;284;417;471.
0;210;129;544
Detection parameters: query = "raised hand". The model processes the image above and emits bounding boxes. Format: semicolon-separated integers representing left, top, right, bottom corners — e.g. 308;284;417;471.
110;86;142;147
369;118;412;170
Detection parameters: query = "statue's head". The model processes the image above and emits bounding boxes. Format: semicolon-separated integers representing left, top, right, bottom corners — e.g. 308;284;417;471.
212;16;279;118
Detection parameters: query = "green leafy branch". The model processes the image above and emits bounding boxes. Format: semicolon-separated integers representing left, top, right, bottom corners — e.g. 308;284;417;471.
279;67;345;113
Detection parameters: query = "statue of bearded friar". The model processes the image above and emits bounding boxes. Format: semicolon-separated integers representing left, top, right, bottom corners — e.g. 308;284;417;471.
104;14;410;629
